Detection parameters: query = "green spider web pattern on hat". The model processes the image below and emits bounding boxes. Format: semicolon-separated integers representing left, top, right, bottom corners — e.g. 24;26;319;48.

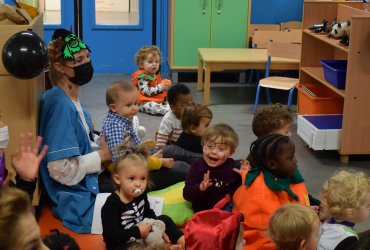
51;29;90;61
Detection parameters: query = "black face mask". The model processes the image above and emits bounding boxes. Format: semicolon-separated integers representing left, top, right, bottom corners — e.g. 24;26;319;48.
69;61;94;86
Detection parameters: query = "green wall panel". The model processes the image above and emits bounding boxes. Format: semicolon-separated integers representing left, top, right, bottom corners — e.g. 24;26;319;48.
211;0;248;48
172;0;249;67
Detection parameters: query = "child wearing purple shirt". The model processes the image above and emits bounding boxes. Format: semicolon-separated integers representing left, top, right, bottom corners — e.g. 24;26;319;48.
183;123;242;212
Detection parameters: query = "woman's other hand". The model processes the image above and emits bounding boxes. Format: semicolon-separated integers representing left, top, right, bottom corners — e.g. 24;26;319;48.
98;134;112;163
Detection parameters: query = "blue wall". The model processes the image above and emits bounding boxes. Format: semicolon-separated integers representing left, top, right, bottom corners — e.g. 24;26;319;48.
251;0;303;24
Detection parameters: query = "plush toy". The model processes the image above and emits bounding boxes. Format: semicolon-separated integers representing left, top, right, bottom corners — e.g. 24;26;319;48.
308;19;337;33
340;26;351;46
308;19;328;33
324;19;337;33
329;20;351;39
139;218;166;247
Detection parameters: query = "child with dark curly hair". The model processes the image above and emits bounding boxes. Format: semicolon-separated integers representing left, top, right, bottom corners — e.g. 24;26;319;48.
233;134;310;250
43;229;80;250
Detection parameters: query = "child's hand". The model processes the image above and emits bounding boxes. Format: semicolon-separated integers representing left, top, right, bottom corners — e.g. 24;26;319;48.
233;160;250;177
162;232;170;244
200;170;213;191
176;235;185;249
310;205;320;214
162;158;174;168
161;79;171;88
138;223;152;238
160;83;170;90
239;160;250;170
11;133;48;182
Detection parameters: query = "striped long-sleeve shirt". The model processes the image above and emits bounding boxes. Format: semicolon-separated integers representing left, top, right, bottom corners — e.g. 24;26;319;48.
155;110;182;148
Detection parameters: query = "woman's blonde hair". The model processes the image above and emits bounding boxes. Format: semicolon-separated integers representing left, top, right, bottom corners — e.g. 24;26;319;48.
320;170;370;221
0;187;32;249
47;38;66;85
135;45;161;67
181;101;213;133
269;204;319;250
201;123;239;152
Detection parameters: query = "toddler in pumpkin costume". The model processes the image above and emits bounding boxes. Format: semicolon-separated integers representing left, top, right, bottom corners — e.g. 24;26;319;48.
233;134;310;250
132;45;171;116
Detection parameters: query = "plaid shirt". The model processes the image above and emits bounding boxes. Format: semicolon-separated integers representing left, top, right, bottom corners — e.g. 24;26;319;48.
101;111;142;161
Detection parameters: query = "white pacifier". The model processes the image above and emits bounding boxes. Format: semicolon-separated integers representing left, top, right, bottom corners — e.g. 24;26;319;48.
134;188;142;195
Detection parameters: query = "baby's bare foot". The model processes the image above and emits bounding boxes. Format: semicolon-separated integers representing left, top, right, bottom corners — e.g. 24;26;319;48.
169;244;183;250
162;158;174;168
176;235;185;249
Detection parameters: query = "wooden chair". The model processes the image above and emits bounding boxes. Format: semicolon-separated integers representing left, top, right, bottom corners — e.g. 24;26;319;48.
248;24;281;44
249;30;302;84
280;21;303;31
247;25;281;83
252;30;302;48
253;41;301;113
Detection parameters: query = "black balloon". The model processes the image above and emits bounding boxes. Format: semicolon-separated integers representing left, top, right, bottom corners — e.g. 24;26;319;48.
2;31;48;79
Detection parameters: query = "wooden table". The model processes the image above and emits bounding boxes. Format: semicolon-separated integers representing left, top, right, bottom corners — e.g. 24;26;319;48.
197;48;300;105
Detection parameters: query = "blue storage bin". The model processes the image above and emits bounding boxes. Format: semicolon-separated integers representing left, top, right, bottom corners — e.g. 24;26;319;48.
320;60;348;89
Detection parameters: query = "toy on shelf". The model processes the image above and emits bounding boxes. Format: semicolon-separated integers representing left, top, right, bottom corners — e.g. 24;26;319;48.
308;19;328;33
339;26;351;46
308;19;336;33
329;20;351;39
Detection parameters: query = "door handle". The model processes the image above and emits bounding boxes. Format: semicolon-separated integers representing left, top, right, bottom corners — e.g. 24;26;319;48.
202;0;206;14
217;0;221;15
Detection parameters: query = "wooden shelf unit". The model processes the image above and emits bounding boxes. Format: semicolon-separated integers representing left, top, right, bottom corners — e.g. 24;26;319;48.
300;1;370;163
0;14;45;205
301;67;345;97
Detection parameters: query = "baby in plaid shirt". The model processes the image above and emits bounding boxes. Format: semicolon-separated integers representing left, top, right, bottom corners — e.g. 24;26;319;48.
100;80;174;168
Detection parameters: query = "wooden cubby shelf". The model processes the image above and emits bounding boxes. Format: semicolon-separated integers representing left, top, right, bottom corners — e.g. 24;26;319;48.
0;14;45;204
301;67;345;97
300;1;370;163
303;29;349;53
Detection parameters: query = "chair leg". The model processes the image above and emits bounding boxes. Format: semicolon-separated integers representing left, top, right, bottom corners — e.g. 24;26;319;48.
265;88;271;104
254;84;262;113
248;70;254;84
287;87;295;108
256;70;261;83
